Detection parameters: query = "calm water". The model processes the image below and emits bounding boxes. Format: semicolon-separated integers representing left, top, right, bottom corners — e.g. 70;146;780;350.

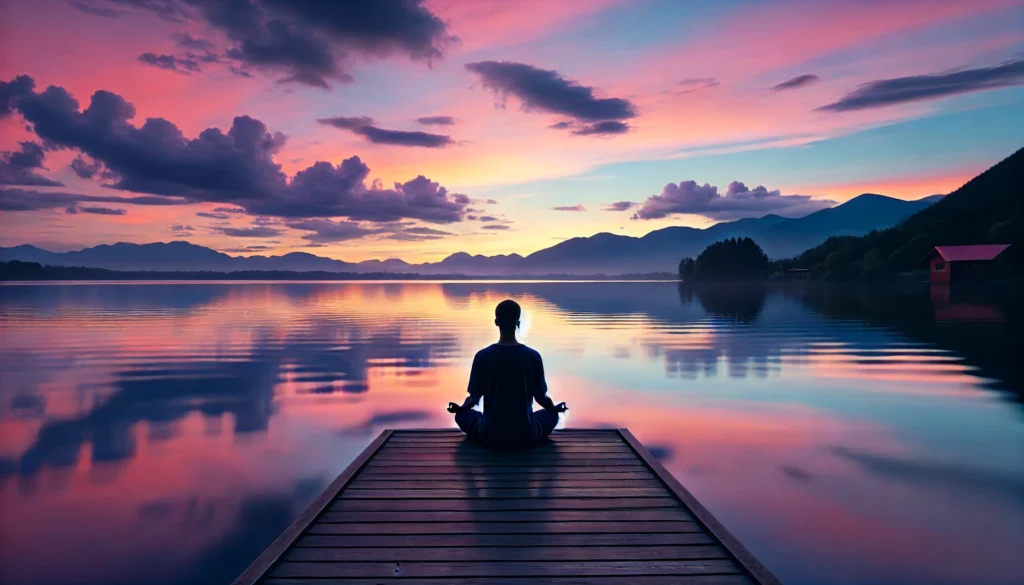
0;281;1022;585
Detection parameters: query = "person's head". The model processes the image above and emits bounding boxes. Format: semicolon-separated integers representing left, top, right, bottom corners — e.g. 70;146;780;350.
494;299;521;336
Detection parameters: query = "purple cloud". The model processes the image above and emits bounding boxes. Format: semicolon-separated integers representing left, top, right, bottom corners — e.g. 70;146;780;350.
216;225;283;238
1;75;470;223
773;74;819;91
286;218;376;243
70;155;102;179
603;201;635;211
416;115;455;126
0;188;184;211
481;224;511;230
318;116;453;147
74;0;456;88
572;120;629;136
552;204;587;212
632;180;835;221
1;141;62;186
675;77;720;94
68;205;126;216
465;61;636;135
818;59;1024;112
138;52;202;74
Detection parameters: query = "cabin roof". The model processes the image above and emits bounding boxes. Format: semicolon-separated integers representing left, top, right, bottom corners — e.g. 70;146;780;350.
932;244;1010;262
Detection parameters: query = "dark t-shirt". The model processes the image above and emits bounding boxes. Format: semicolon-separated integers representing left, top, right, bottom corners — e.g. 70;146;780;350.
466;343;548;445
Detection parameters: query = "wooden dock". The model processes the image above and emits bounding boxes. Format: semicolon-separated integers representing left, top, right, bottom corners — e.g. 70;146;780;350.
233;429;781;585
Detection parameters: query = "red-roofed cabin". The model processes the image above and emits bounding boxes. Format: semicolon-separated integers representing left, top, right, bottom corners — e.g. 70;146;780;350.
923;245;1010;284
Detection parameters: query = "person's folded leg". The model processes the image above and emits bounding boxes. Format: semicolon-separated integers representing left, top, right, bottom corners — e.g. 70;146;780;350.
534;408;559;438
454;408;484;442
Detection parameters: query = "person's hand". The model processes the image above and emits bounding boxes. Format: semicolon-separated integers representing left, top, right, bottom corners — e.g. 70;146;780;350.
447;402;460;414
555;402;568;413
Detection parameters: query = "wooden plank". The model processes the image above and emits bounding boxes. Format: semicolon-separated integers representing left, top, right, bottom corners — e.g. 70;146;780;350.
387;439;625;446
265;576;753;585
270;559;741;578
364;459;645;467
363;464;648;473
296;532;718;548
318;508;695;524
372;452;639;461
228;430;393;585
338;487;670;499
348;479;663;490
619;429;782;585
306;521;703;535
329;497;681;513
354;471;657;481
376;448;630;456
284;545;729;562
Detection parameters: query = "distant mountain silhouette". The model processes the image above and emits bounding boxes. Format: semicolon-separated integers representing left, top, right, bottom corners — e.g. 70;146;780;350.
783;147;1022;279
0;193;938;275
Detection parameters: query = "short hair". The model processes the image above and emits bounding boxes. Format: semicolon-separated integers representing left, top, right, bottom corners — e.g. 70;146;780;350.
495;299;521;329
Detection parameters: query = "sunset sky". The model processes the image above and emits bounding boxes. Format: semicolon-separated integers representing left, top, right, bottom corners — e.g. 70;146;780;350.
1;0;1022;262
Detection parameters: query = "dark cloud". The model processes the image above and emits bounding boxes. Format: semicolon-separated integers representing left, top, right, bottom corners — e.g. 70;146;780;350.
552;204;586;212
1;141;62;186
318;116;453;147
485;199;498;205
138;52;202;74
548;121;573;130
675;77;720;94
818;59;1024;112
286;218;375;243
383;225;452;241
213;206;247;214
1;75;469;223
251;160;469;222
416;115;455;126
170;224;195;233
170;31;217;52
465;61;637;134
83;0;455;87
70;155;103;179
318;115;375;130
0;188;185;211
0;188;184;211
196;211;230;219
404;226;451;236
481;224;511;230
69;205;127;215
571;120;630;136
222;245;272;253
478;215;497;222
632;180;834;221
68;0;126;18
603;201;635;211
356;126;453;148
773;74;819;92
216;225;283;238
0;75;35;117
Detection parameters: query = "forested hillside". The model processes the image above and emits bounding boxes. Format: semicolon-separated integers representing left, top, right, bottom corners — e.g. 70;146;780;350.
782;148;1023;279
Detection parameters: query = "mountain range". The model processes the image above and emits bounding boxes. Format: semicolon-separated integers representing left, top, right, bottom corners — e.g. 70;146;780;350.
1;193;941;275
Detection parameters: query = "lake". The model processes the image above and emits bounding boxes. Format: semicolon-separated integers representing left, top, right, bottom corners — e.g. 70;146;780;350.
0;281;1021;585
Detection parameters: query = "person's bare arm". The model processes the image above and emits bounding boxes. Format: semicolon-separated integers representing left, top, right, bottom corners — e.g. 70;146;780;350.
533;353;567;412
450;353;483;412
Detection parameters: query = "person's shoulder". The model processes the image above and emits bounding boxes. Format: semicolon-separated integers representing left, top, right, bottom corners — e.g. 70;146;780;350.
475;344;498;358
519;344;542;359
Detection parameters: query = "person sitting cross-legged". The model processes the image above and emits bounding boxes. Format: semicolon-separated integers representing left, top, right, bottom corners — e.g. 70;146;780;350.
447;299;567;449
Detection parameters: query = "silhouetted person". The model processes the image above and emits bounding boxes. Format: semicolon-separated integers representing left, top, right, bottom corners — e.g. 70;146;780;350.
448;299;567;449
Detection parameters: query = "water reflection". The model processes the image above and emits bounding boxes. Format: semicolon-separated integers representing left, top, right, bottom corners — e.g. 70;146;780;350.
0;281;1022;585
